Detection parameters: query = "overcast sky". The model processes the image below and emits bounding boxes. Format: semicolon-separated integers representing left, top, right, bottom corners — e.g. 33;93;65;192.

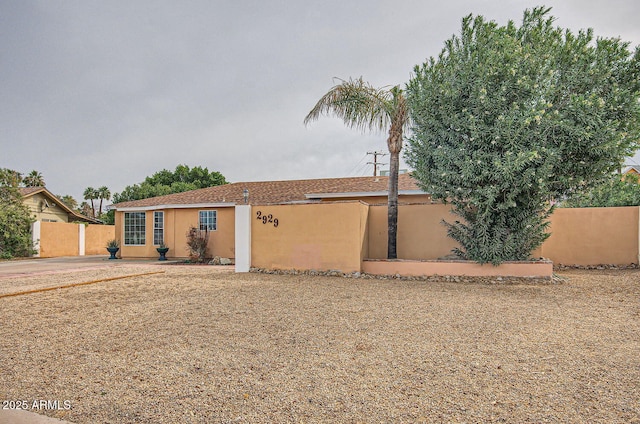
1;0;639;204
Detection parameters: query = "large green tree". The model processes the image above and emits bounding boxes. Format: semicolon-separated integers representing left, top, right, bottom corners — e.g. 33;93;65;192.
0;169;35;258
304;77;410;259
112;164;227;203
0;168;22;187
406;7;640;264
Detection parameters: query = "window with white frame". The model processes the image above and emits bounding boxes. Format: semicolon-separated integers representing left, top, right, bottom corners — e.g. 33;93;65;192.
124;212;146;245
199;210;217;231
153;211;164;245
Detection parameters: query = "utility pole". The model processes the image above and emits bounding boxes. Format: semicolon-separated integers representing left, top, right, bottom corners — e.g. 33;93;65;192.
367;151;388;177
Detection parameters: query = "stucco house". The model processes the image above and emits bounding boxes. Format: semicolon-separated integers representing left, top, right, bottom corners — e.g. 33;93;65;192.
20;187;100;224
110;174;428;260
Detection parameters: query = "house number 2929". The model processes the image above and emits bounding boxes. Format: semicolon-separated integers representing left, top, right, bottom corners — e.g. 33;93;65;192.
256;211;279;228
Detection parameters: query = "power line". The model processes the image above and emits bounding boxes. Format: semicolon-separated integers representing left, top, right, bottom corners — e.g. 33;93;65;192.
347;153;369;176
366;151;388;176
355;161;370;176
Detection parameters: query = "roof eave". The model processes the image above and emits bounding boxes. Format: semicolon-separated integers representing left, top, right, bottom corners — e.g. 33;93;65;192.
112;202;237;211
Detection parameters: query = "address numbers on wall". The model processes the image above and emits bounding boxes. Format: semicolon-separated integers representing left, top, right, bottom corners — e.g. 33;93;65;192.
256;211;279;228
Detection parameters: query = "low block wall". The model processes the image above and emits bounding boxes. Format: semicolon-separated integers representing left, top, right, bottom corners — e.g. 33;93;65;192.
363;259;553;278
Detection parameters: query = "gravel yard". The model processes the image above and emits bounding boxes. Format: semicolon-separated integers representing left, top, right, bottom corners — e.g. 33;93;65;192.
0;266;638;423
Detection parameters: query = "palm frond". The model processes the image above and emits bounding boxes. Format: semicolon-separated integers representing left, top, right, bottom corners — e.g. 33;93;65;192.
304;77;394;133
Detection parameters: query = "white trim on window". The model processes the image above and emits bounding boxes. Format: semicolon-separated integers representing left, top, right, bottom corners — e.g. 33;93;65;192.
199;210;217;231
153;211;164;246
124;211;146;246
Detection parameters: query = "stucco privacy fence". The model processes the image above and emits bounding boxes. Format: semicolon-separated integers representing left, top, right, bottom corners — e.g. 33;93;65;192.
235;203;640;278
31;221;115;258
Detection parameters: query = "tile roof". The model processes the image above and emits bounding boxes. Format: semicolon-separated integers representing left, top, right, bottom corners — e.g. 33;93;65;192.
18;187;43;196
112;173;424;209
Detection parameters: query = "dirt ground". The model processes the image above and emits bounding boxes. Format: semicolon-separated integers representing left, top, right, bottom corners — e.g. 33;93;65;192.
0;266;638;423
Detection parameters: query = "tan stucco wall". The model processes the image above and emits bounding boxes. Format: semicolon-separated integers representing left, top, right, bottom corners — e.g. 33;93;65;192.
540;206;639;265
39;222;79;257
85;224;116;255
24;193;69;222
113;203;639;267
369;204;640;266
368;203;459;260
37;222;115;257
250;202;369;273
115;207;235;259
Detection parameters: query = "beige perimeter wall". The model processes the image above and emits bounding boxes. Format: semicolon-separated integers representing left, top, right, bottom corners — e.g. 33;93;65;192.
38;222;115;258
368;204;459;260
251;202;369;273
540;206;639;265
368;204;640;266
39;222;79;257
85;225;117;255
111;203;639;269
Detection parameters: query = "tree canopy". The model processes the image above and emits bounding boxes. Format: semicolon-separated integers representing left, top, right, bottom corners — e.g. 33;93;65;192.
406;7;640;264
112;165;227;204
22;170;45;187
0;168;35;258
562;172;640;207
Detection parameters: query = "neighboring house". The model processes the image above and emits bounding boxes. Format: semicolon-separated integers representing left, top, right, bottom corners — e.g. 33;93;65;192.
110;174;429;259
20;187;100;224
622;165;640;177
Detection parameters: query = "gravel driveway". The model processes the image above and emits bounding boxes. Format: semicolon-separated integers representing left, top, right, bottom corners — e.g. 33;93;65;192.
0;266;638;423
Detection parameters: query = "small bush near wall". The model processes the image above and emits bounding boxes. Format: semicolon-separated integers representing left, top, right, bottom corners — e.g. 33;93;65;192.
186;226;209;263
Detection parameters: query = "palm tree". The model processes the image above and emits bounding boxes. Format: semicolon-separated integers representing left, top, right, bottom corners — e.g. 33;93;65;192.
304;77;409;259
97;186;111;216
57;194;78;210
78;201;93;217
23;170;45;187
83;187;98;218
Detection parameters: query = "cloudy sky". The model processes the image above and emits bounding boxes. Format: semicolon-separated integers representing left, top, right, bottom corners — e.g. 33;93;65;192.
1;0;639;204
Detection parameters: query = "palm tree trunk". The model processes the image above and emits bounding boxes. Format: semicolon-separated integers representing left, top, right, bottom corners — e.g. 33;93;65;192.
387;150;399;259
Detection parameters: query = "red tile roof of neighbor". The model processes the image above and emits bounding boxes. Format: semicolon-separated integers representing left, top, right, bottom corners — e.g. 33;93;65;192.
112;173;425;209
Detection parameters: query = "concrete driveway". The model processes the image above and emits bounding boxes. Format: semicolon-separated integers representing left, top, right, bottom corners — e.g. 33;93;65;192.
0;256;158;278
0;255;172;424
